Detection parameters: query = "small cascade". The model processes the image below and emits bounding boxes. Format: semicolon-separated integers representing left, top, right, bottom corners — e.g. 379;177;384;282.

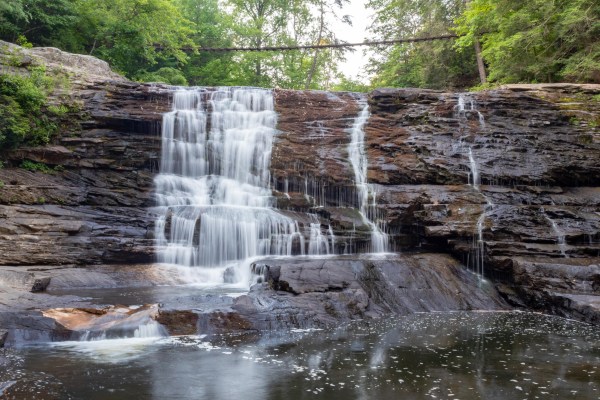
468;147;480;187
540;208;568;258
457;94;494;278
43;305;168;341
347;100;389;253
155;87;334;285
308;223;331;255
457;94;486;129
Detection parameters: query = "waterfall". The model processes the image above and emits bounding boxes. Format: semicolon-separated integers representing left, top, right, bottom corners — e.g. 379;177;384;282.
468;147;480;188
540;208;568;258
457;94;493;279
154;87;332;285
347;101;389;253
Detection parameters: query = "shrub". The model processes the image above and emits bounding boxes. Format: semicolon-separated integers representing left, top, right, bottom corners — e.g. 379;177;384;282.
20;160;53;173
0;64;63;150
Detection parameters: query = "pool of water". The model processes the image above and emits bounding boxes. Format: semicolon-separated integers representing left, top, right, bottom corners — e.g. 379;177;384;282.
1;311;599;399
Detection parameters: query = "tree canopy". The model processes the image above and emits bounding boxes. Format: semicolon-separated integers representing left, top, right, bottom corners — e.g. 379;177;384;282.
455;0;600;84
0;0;598;89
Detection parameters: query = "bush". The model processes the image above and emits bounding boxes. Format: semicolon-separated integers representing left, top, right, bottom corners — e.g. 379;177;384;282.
0;65;62;150
20;160;53;173
136;67;188;86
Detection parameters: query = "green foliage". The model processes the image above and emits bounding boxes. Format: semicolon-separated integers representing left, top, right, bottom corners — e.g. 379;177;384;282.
47;104;69;116
3;0;597;90
137;67;188;86
63;0;194;78
20;160;52;173
366;0;478;90
0;180;4;189
225;0;350;89
0;0;77;45
0;65;60;149
455;0;600;84
331;76;370;92
15;34;32;48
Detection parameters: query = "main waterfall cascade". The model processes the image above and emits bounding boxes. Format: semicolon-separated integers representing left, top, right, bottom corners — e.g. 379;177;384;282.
154;87;335;285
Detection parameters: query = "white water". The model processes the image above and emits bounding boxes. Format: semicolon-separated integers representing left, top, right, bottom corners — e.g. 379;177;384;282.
540;208;568;258
155;88;334;285
347;101;389;253
457;94;493;279
468;147;480;188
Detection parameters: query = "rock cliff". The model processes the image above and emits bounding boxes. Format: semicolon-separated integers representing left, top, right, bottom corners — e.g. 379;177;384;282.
0;41;599;331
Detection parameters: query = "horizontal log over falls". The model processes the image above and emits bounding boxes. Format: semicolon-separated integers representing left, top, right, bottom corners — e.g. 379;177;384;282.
0;42;599;324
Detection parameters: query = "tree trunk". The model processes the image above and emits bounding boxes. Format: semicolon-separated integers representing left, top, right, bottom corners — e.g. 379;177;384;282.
474;38;487;84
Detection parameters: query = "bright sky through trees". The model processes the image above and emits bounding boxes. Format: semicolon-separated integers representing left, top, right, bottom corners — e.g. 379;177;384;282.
329;0;372;82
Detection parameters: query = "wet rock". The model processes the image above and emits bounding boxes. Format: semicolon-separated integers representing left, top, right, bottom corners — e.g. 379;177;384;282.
0;312;73;346
491;258;600;323
155;310;199;336
0;381;17;396
223;267;237;284
0;329;7;348
42;304;165;339
230;254;508;331
30;277;51;292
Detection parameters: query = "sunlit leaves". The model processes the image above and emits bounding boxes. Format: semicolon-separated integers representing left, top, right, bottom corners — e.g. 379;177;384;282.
455;0;600;83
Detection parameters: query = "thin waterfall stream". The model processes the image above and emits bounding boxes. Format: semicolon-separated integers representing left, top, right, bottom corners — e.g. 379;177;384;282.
457;94;494;278
540;207;569;258
347;100;389;253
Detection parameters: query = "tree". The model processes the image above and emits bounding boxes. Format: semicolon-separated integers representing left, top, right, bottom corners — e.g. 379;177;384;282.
66;0;194;78
304;0;351;89
0;0;77;46
455;0;600;83
226;0;350;89
366;0;479;89
227;0;291;86
174;0;238;86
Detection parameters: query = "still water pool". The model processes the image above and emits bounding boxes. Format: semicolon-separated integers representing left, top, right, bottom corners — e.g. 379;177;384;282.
1;311;599;399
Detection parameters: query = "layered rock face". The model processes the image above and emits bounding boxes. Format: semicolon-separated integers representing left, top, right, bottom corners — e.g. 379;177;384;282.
0;42;599;326
274;85;600;323
0;41;171;266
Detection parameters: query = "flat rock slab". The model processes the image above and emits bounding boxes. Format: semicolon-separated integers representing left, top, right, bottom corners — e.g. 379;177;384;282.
228;254;509;332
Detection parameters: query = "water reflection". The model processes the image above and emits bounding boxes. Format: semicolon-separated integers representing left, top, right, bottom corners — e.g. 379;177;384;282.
3;312;599;399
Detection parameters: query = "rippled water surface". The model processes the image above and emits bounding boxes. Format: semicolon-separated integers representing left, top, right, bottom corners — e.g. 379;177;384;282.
1;312;599;399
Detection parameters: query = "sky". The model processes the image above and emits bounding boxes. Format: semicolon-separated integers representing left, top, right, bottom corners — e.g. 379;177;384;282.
329;0;374;83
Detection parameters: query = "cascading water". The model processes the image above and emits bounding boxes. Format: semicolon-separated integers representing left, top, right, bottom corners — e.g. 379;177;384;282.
457;94;493;278
539;208;568;258
154;87;333;285
347;100;389;253
468;147;480;187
